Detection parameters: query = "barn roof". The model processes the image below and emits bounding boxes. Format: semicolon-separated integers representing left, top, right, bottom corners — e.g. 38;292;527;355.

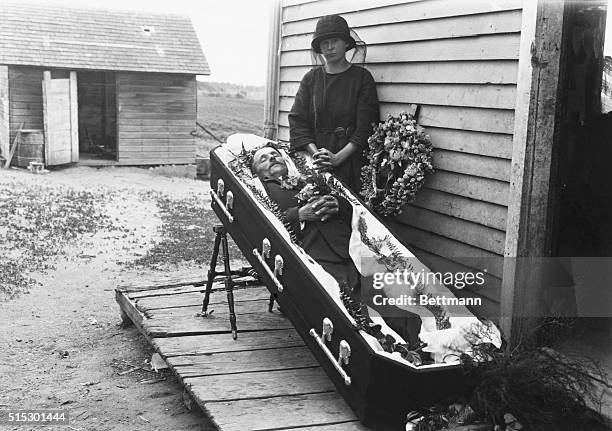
0;2;210;75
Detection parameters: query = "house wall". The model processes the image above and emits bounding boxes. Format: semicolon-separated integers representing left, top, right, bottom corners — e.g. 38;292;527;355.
8;67;44;143
277;0;524;318
0;65;9;159
116;72;196;164
78;71;117;151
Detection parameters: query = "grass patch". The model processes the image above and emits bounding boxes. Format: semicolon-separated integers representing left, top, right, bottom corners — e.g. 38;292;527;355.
127;192;244;270
0;181;120;297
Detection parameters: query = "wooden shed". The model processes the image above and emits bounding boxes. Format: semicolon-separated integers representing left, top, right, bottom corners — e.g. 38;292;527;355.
264;0;611;350
0;2;209;166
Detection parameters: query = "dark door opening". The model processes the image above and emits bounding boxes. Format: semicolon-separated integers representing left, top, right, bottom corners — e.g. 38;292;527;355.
553;1;611;366
77;71;117;162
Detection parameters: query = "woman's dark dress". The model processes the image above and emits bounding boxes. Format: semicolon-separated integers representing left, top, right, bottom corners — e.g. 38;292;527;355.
289;65;379;192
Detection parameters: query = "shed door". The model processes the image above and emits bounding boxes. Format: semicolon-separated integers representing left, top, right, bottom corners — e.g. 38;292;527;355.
43;71;78;165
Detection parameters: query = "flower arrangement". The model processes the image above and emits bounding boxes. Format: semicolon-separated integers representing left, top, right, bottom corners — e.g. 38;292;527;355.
279;155;336;204
360;112;434;217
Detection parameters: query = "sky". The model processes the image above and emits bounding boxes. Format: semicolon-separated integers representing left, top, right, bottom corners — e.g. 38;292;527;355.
20;0;274;86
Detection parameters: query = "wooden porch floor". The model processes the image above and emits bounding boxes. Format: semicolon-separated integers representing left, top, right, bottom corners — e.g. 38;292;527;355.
115;275;371;431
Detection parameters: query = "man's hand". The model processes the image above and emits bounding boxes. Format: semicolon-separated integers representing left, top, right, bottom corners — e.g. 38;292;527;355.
310;195;339;221
298;195;339;222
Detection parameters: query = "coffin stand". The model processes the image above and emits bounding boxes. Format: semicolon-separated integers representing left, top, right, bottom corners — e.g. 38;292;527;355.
209;143;469;430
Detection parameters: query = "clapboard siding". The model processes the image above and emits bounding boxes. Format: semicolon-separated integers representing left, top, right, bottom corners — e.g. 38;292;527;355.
278;122;513;159
116;72;196;164
407;189;507;231
280;82;516;109
279;104;515;135
0;65;9;158
282;10;522;48
280;34;520;66
387;222;504;279
282;0;522;28
426;172;509;207
413;245;502;300
8;67;44;142
395;206;506;254
277;0;523;315
281;61;519;84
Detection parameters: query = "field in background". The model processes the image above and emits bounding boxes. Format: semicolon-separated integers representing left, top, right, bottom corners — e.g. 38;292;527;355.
196;94;264;156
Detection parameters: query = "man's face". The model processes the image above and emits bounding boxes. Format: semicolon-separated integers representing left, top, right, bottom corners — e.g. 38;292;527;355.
252;147;288;181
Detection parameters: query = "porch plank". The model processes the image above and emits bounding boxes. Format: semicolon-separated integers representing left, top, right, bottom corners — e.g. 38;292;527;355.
206;392;358;431
152;328;304;357
184;368;334;402
167;346;318;377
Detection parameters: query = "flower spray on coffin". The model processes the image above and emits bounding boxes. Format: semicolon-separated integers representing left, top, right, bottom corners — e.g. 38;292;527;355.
361;112;434;217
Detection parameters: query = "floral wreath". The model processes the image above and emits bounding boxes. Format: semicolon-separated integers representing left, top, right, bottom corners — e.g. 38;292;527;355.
360;112;434;217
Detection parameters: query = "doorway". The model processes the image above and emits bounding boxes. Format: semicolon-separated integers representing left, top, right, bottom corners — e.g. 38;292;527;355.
553;0;611;368
77;71;117;162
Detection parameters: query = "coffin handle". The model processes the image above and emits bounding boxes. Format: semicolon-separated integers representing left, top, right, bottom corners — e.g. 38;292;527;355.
338;340;351;365
226;191;234;210
217;179;224;195
210;179;234;223
253;241;284;293
322;317;333;342
309;321;352;386
262;238;271;258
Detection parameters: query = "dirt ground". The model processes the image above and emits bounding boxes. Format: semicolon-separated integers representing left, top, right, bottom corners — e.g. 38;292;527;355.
0;165;246;431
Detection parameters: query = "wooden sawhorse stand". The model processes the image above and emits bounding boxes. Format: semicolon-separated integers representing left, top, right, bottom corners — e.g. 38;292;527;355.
202;225;268;340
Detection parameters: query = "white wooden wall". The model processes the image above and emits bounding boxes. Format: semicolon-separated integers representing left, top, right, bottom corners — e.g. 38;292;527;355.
277;0;524;318
0;65;9;159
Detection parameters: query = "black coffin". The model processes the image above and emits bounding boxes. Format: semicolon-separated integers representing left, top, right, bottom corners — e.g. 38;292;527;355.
209;144;469;430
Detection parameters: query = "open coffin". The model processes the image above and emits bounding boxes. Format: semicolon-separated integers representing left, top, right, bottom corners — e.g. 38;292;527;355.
209;134;501;430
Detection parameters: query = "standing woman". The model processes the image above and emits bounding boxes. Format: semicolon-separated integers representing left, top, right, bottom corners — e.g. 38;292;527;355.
289;15;379;192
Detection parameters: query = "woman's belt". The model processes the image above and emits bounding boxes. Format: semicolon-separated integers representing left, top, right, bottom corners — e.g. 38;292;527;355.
317;126;354;139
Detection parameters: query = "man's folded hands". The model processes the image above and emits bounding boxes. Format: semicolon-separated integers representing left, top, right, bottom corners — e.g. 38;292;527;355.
299;195;339;222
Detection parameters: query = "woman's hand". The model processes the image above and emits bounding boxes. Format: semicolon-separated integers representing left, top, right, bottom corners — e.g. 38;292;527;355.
313;143;359;172
298;195;339;222
313;148;337;171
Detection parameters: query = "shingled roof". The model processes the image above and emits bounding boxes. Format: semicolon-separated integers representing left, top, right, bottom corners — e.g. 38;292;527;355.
0;2;210;75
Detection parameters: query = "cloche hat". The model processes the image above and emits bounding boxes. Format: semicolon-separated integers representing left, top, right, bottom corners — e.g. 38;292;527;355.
311;15;356;53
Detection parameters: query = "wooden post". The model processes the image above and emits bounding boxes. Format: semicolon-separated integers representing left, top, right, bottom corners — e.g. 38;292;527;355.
42;70;51;164
0;65;9;160
263;0;281;141
69;71;79;162
501;0;567;344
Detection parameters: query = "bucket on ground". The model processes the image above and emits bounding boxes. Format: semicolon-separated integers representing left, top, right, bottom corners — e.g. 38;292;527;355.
16;129;44;168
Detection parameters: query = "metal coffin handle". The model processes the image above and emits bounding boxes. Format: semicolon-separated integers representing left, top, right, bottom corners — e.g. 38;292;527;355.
252;238;284;293
210;179;234;223
309;318;352;386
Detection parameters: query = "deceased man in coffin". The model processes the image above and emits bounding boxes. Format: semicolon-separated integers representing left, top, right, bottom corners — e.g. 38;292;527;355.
250;144;424;347
210;134;502;426
214;134;501;365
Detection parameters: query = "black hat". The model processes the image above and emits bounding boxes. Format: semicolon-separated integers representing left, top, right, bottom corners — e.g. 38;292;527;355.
311;15;356;54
